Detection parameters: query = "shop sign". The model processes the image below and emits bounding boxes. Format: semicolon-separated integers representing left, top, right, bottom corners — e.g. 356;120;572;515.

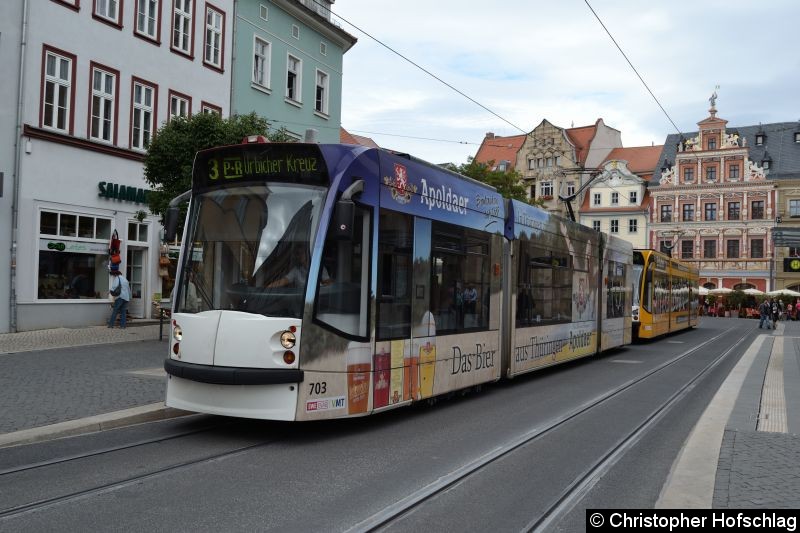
40;239;108;254
98;182;151;204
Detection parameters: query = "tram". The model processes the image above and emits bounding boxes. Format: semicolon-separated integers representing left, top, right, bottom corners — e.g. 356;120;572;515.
631;249;699;339
163;140;633;421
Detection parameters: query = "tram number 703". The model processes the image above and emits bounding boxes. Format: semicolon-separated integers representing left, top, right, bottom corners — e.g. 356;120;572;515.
309;382;327;395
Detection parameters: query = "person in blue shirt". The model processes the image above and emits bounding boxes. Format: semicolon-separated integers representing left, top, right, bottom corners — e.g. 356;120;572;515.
108;270;132;328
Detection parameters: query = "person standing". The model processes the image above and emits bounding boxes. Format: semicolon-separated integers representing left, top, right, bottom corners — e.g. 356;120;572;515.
758;299;770;329
108;270;131;328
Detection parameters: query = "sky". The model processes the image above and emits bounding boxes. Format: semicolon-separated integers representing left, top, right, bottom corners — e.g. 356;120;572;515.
331;0;800;166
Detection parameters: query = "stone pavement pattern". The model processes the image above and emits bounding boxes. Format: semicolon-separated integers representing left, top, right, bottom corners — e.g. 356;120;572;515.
0;324;161;354
0;331;166;434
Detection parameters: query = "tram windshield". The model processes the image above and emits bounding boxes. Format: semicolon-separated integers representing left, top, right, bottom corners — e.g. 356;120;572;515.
176;184;326;318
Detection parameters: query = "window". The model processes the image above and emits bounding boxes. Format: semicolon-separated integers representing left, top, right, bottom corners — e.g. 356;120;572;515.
516;241;572;327
169;90;191;120
528;159;535;170
286;54;301;102
683;167;694;182
606;261;626;319
320;42;327;56
729;164;740;180
755;134;764;146
131;79;156;150
566;182;575;196
315;70;329;115
751;239;764;259
727;202;740;221
707;137;716;150
705;203;717;221
610;219;619;233
203;5;224;69
172;0;193;55
660;205;672;223
659;241;672;255
763;160;771;170
431;222;491;333
546;157;553;167
94;0;121;26
41;47;75;133
704;240;716;258
252;37;271;88
537;158;543;168
706;166;717;181
790;247;800;257
682;204;694;221
128;221;149;243
259;4;268;20
291;24;299;39
611;192;619;205
681;240;693;259
629;191;637;204
592;220;601;231
201;101;221;115
135;0;160;40
315;205;370;339
751;200;764;220
593;193;601;206
89;64;118;143
791;199;800;217
529;185;535;199
37;210;113;301
628;219;637;233
726;240;740;259
540;181;553;197
795;132;800;143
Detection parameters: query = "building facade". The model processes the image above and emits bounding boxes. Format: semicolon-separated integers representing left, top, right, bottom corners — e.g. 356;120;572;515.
650;102;791;291
2;0;233;331
578;146;661;249
515;119;621;216
231;0;356;142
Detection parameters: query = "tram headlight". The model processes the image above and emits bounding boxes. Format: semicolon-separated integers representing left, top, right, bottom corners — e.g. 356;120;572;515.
280;330;296;349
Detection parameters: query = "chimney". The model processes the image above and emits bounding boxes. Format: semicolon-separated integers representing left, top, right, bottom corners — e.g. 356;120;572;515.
485;132;495;140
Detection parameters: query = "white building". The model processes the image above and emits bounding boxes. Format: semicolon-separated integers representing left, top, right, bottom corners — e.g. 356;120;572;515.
1;0;232;331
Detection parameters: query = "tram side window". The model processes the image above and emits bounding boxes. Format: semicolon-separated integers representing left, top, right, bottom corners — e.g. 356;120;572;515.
516;242;572;327
606;261;626;318
314;206;370;338
377;210;413;340
643;262;654;312
430;222;490;334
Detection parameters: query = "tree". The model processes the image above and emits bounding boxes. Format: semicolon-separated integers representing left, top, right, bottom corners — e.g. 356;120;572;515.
445;158;535;204
143;112;293;218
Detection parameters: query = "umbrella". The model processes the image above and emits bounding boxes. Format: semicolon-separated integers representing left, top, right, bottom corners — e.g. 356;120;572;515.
743;288;764;295
709;287;732;295
767;288;800;297
698;287;709;296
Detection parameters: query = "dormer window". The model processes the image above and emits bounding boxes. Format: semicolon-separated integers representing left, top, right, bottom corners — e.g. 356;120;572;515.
755;134;764;146
707;136;717;150
795;132;800;143
763;160;771;170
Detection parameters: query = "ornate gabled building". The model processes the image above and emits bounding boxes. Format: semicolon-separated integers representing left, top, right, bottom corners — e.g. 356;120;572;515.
515;119;621;216
650;98;781;291
578;146;662;249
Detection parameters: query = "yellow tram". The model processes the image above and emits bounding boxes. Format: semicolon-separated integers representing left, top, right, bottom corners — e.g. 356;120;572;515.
632;249;699;339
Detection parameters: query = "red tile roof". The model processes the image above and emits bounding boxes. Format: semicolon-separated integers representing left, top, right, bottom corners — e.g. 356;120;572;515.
473;133;527;170
565;124;598;166
340;128;379;148
603;145;663;178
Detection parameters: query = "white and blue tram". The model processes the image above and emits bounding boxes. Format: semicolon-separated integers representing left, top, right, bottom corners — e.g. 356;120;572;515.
163;140;633;420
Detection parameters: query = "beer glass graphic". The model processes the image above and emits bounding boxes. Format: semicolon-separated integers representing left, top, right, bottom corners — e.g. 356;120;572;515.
415;311;437;399
347;342;371;414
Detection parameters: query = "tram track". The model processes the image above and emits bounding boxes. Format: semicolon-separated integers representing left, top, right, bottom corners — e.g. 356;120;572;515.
0;420;294;522
346;324;752;532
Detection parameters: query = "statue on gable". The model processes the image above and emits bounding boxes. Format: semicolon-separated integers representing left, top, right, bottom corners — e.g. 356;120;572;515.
724;133;739;148
659;166;676;185
709;89;718;109
747;160;766;180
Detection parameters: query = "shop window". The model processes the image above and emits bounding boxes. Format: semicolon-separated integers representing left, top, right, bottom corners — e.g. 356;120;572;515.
38;209;114;300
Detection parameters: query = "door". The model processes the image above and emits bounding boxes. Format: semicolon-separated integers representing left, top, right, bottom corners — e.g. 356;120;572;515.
126;247;146;317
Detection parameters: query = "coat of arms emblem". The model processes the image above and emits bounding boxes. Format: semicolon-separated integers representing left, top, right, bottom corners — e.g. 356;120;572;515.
383;163;416;204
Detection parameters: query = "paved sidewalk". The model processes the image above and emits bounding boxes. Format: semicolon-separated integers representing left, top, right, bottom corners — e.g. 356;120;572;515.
0;321;185;448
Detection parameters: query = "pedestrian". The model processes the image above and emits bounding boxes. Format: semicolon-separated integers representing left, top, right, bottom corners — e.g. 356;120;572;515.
758;299;770;329
108;270;131;329
771;299;779;329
